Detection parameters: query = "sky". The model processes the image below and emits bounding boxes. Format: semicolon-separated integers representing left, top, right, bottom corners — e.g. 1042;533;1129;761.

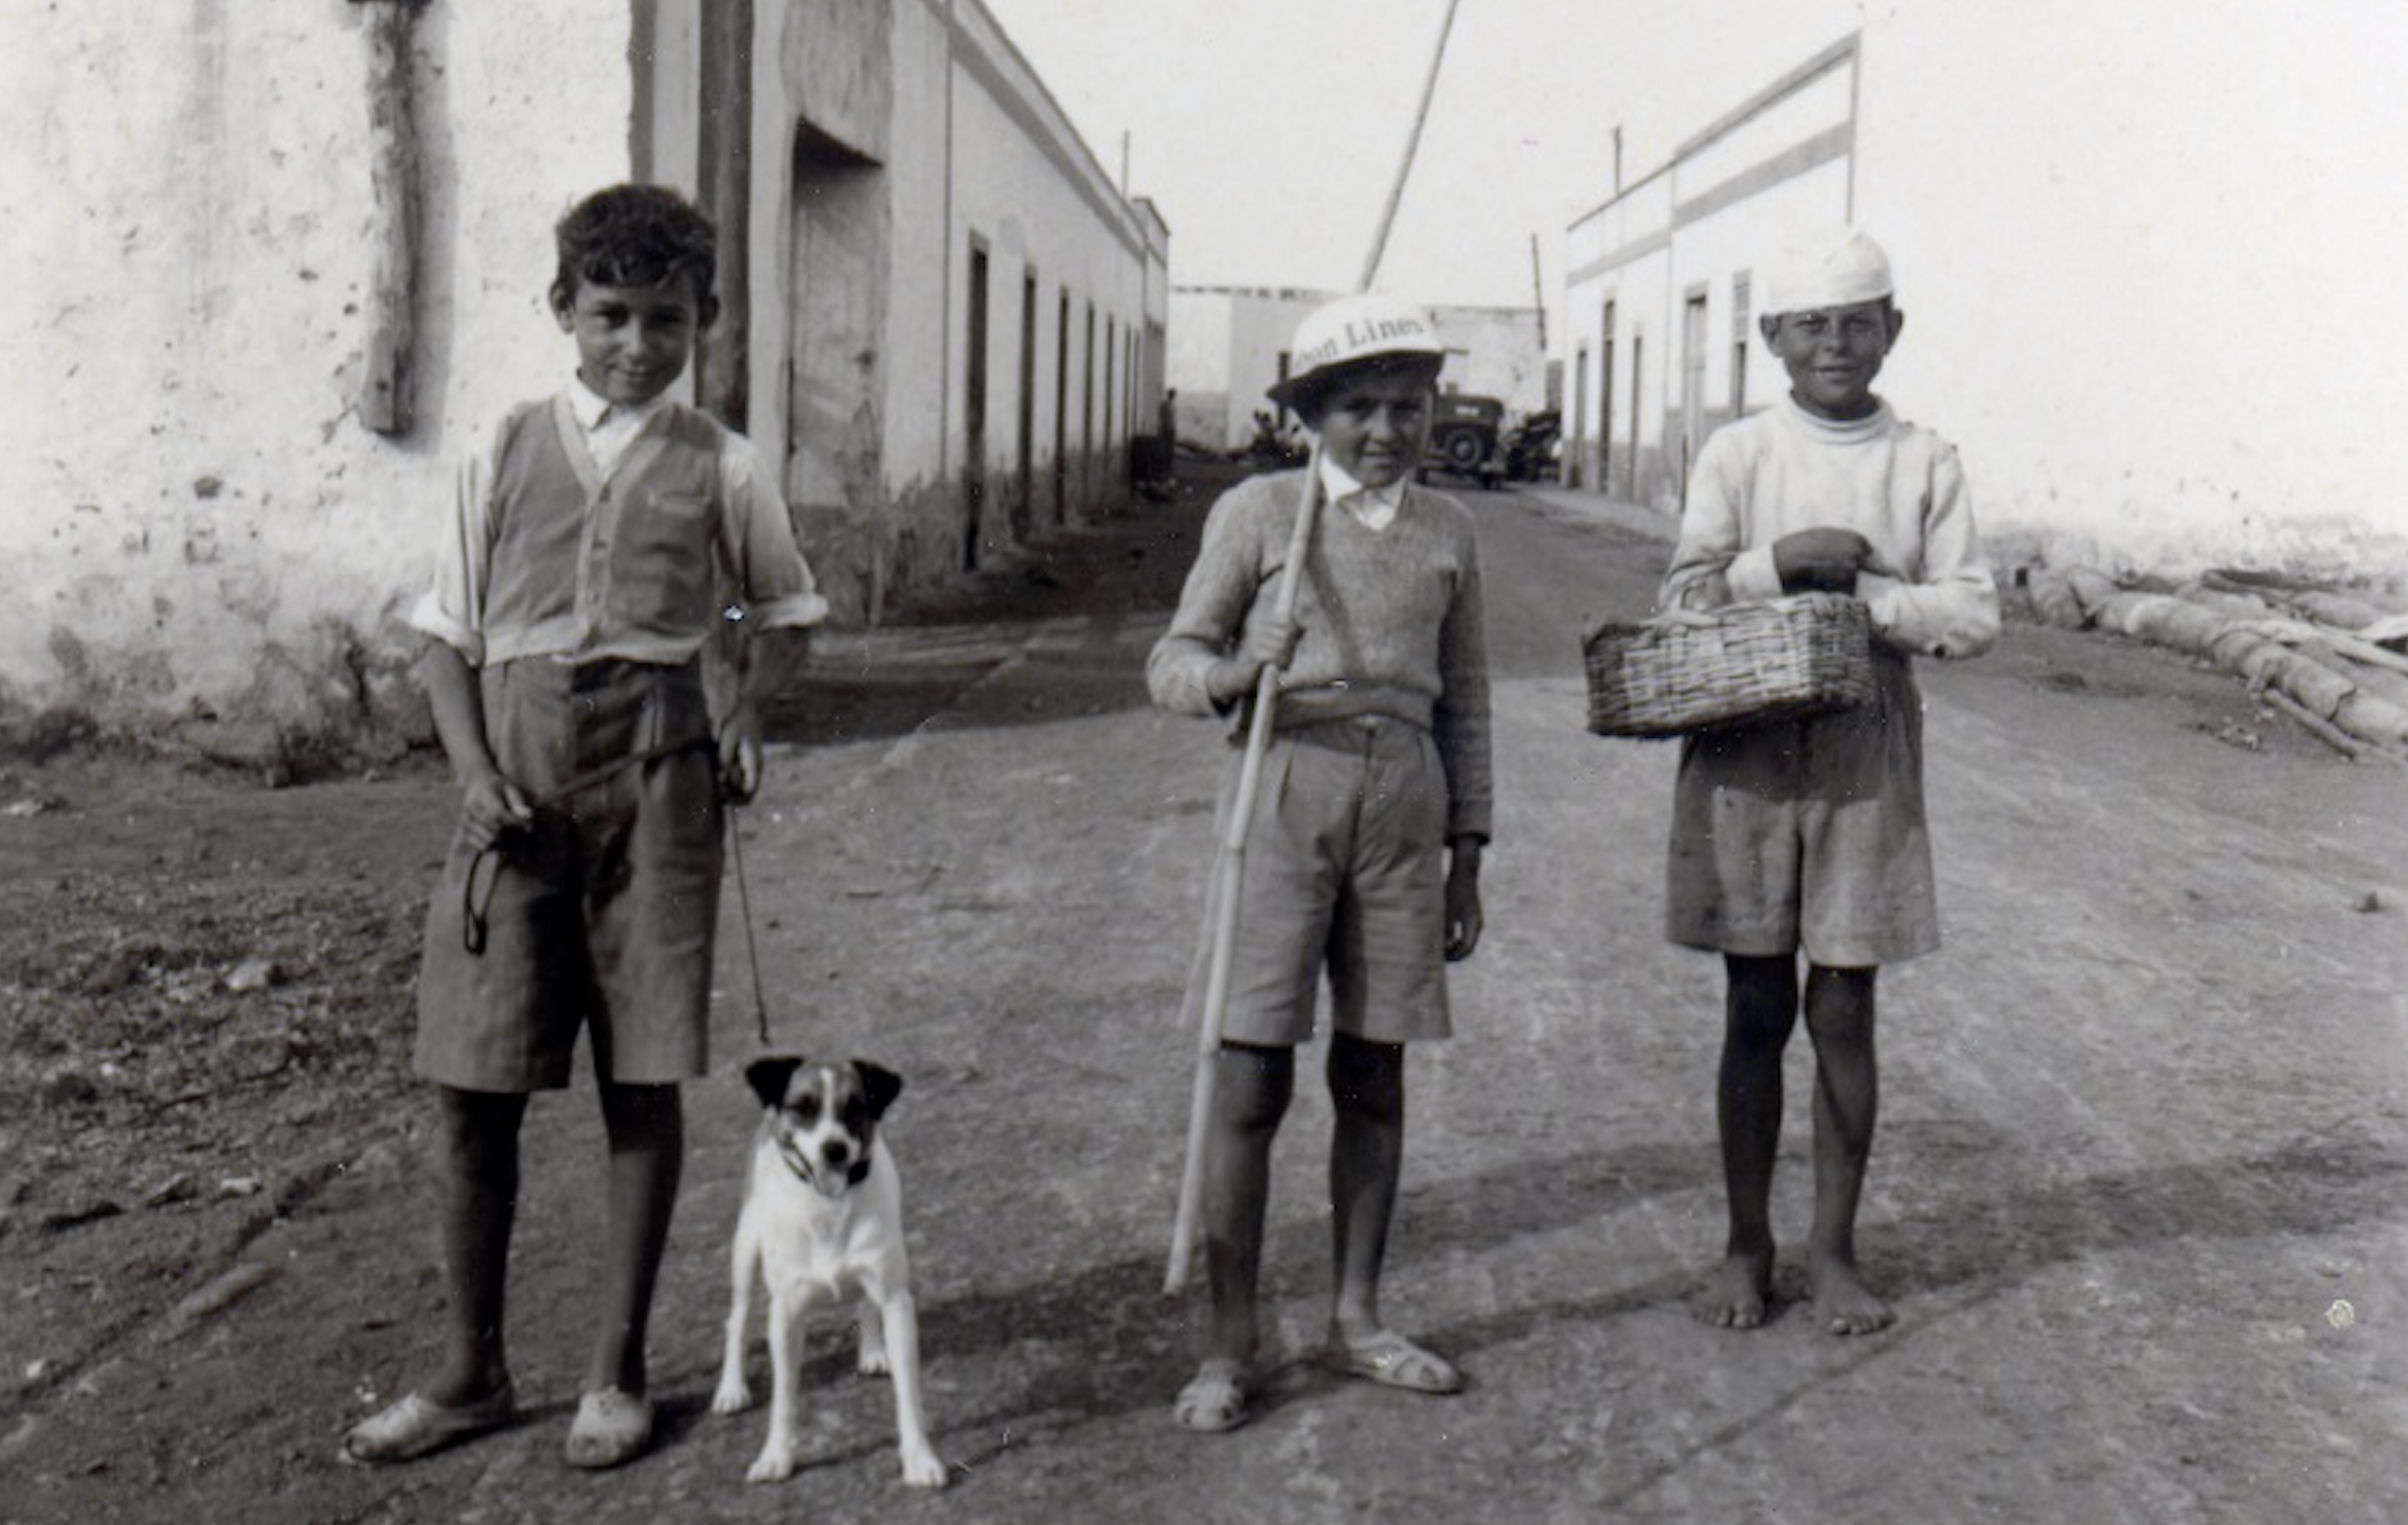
979;0;1869;340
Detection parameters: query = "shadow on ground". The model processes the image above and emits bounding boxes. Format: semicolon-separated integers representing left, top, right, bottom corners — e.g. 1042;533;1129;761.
765;459;1257;747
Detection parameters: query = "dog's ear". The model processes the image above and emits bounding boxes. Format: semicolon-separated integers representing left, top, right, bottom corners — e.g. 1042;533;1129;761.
853;1060;904;1120
745;1054;807;1110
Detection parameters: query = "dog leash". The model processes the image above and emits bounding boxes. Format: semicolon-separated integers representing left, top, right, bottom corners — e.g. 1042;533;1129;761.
723;796;774;1048
457;732;779;1048
458;735;718;956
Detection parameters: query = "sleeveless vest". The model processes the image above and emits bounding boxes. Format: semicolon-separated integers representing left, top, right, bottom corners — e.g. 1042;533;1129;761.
480;396;729;664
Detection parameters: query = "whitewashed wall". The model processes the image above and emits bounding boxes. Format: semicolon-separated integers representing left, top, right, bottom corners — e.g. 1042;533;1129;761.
1;1;631;756
948;0;1151;524
3;0;1166;743
1168;287;1322;450
1433;307;1548;418
747;0;1157;622
1855;0;2408;574
1164;288;1238;447
1559;0;2408;577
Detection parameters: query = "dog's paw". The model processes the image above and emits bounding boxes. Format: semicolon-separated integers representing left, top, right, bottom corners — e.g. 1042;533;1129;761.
709;1377;751;1415
857;1348;892;1377
900;1442;949;1489
746;1446;797;1484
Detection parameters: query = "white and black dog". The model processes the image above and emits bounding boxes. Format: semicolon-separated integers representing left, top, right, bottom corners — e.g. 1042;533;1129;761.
711;1055;947;1489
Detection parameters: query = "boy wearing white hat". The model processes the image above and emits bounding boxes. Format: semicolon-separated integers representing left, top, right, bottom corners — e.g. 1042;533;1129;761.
1148;292;1492;1431
1658;229;1998;1337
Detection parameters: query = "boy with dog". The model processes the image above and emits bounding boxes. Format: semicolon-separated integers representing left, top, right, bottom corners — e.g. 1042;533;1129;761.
1657;229;1998;1337
1148;292;1492;1432
343;184;826;1468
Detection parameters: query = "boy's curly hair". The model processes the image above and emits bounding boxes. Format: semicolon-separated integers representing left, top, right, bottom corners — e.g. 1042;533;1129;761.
550;184;717;308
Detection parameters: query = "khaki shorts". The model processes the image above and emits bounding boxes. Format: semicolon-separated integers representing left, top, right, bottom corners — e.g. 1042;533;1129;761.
1664;653;1939;969
1180;715;1454;1047
415;658;721;1091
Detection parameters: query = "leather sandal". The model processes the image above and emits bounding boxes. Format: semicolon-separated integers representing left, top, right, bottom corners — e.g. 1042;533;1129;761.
340;1383;517;1464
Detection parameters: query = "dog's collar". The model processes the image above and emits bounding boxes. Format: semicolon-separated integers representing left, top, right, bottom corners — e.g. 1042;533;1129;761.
773;1132;872;1190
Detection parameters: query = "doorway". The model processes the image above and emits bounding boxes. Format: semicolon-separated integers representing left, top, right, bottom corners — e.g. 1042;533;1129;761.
1680;290;1708;499
1598;298;1616;494
784;123;886;618
964;239;990;571
1018;269;1037;536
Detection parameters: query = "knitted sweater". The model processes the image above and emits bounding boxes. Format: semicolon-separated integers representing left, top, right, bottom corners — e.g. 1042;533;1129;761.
1148;469;1492;842
1662;394;1999;661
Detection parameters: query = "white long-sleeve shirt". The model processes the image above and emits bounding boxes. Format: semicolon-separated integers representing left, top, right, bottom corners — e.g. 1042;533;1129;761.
1660;394;1999;661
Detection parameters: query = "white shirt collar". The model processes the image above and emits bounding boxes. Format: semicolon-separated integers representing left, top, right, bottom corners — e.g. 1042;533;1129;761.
567;375;676;480
1317;456;1407;528
567;373;671;433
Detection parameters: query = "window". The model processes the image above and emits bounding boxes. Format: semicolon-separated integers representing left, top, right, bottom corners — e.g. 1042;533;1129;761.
1019;269;1037;527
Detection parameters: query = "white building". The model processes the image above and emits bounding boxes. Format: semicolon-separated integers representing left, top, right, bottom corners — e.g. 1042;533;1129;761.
1560;7;2408;578
0;0;1166;756
1170;287;1545;452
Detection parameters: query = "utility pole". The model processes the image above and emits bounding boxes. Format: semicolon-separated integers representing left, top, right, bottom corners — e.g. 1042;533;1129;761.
1358;0;1461;291
1529;232;1547;349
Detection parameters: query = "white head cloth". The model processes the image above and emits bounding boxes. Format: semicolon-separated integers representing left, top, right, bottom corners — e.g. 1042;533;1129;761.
1762;229;1895;315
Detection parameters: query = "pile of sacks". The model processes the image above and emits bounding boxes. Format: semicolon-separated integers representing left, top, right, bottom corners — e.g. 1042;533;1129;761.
2018;565;2408;763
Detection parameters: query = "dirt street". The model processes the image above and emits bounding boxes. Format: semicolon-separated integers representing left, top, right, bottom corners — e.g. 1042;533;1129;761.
3;460;2402;1524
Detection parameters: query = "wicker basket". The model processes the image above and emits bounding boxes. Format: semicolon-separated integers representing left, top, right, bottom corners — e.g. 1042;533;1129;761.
1584;594;1876;738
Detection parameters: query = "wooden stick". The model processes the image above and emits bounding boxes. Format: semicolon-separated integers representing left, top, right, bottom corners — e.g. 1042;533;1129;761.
1165;442;1324;1295
353;0;425;435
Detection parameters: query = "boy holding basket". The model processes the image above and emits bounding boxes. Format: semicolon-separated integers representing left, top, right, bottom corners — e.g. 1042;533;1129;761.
1658;230;1998;1335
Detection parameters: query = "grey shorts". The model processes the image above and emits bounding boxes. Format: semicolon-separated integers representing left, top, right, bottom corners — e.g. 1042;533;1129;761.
1664;653;1938;969
414;658;721;1091
1180;715;1454;1047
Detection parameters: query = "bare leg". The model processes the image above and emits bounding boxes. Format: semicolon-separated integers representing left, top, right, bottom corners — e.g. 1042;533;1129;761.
1803;964;1892;1335
1327;1031;1404;1344
589;1079;684;1395
1693;954;1797;1329
429;1085;527;1404
1175;1042;1292;1431
1322;1033;1460;1393
1201;1042;1294;1370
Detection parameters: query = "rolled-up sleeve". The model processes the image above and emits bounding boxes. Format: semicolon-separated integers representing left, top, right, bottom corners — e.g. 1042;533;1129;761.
407;442;498;664
719;435;829;631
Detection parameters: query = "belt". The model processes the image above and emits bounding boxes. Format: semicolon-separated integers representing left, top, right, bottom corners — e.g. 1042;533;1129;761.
1274;713;1428;753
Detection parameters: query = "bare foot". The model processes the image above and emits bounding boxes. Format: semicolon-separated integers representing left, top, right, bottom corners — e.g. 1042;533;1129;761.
1805;1253;1894;1336
1688;1251;1774;1329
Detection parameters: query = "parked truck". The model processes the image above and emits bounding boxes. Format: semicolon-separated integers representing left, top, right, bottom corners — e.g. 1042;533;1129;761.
1421;393;1506;490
